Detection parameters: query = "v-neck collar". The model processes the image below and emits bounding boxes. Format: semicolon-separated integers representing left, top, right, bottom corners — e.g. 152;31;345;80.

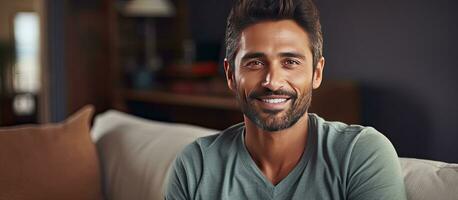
237;114;317;196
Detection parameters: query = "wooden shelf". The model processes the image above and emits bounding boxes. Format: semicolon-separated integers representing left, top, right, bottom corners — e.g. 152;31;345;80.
114;80;361;128
120;89;239;110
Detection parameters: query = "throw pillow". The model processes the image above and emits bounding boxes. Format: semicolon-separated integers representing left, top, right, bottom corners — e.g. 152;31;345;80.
0;105;104;200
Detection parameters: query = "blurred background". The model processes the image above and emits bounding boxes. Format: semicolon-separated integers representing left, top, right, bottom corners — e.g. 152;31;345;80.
0;0;456;162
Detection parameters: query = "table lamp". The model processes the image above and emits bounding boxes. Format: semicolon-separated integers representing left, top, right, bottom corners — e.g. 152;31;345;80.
120;0;175;88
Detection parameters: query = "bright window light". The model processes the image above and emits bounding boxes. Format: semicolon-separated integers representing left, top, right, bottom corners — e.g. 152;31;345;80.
13;12;40;115
13;12;40;93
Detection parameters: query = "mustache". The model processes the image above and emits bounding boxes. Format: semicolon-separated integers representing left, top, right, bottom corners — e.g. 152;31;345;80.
248;88;297;99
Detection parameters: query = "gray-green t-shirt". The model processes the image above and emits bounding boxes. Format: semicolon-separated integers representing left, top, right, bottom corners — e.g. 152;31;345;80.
165;113;406;200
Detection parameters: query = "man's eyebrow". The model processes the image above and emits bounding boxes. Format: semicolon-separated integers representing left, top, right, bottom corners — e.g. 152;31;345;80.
279;52;306;60
241;52;266;61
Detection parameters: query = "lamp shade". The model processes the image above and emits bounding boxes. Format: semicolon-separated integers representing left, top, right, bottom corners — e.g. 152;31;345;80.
122;0;175;17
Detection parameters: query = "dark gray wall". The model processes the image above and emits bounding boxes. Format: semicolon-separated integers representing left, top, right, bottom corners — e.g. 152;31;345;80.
188;0;458;162
317;0;458;162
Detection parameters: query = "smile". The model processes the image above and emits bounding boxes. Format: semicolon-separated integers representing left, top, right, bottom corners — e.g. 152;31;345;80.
254;95;292;111
261;98;288;104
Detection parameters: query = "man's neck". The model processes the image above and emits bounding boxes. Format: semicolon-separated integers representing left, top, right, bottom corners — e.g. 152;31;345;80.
244;113;310;185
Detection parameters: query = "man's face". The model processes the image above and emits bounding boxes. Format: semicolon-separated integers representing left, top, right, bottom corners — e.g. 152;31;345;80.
225;20;324;132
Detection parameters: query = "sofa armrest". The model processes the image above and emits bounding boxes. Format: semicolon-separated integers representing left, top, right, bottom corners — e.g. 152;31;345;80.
400;157;458;200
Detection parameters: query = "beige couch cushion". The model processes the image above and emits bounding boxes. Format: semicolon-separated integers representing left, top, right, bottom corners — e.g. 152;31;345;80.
400;158;458;200
0;105;104;200
92;110;216;200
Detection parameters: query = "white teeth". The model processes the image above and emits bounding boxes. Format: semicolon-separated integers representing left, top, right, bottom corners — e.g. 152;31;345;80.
262;98;287;104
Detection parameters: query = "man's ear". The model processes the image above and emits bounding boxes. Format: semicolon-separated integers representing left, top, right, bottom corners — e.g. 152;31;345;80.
224;58;235;91
312;57;325;89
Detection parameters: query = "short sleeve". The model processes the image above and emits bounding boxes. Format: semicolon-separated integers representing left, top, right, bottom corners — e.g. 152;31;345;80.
346;128;407;200
164;142;204;200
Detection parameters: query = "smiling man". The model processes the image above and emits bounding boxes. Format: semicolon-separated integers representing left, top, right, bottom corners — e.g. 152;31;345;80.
165;0;406;199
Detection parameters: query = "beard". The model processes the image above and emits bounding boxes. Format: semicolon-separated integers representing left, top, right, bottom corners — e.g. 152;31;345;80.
235;84;312;132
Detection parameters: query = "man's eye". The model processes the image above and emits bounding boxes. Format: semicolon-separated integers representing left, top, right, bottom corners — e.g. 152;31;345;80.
284;59;300;66
245;60;264;68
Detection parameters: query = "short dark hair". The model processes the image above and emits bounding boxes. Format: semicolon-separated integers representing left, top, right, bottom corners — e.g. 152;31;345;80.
225;0;323;70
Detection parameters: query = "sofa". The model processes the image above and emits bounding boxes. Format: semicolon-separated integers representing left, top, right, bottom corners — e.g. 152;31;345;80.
92;109;458;200
1;106;457;200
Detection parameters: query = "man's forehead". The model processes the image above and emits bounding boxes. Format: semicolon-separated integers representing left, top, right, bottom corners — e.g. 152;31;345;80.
240;20;309;46
237;20;312;57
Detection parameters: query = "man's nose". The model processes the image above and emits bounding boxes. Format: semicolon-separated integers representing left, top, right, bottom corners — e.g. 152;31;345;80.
261;66;284;91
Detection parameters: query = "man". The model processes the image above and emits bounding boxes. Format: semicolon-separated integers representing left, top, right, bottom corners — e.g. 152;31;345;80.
165;0;406;199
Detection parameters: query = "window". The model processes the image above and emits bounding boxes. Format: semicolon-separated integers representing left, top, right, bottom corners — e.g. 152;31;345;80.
13;12;40;115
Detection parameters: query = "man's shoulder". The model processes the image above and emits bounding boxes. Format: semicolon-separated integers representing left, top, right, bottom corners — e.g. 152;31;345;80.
310;115;405;200
194;122;244;149
310;113;395;162
177;122;244;161
311;113;385;143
